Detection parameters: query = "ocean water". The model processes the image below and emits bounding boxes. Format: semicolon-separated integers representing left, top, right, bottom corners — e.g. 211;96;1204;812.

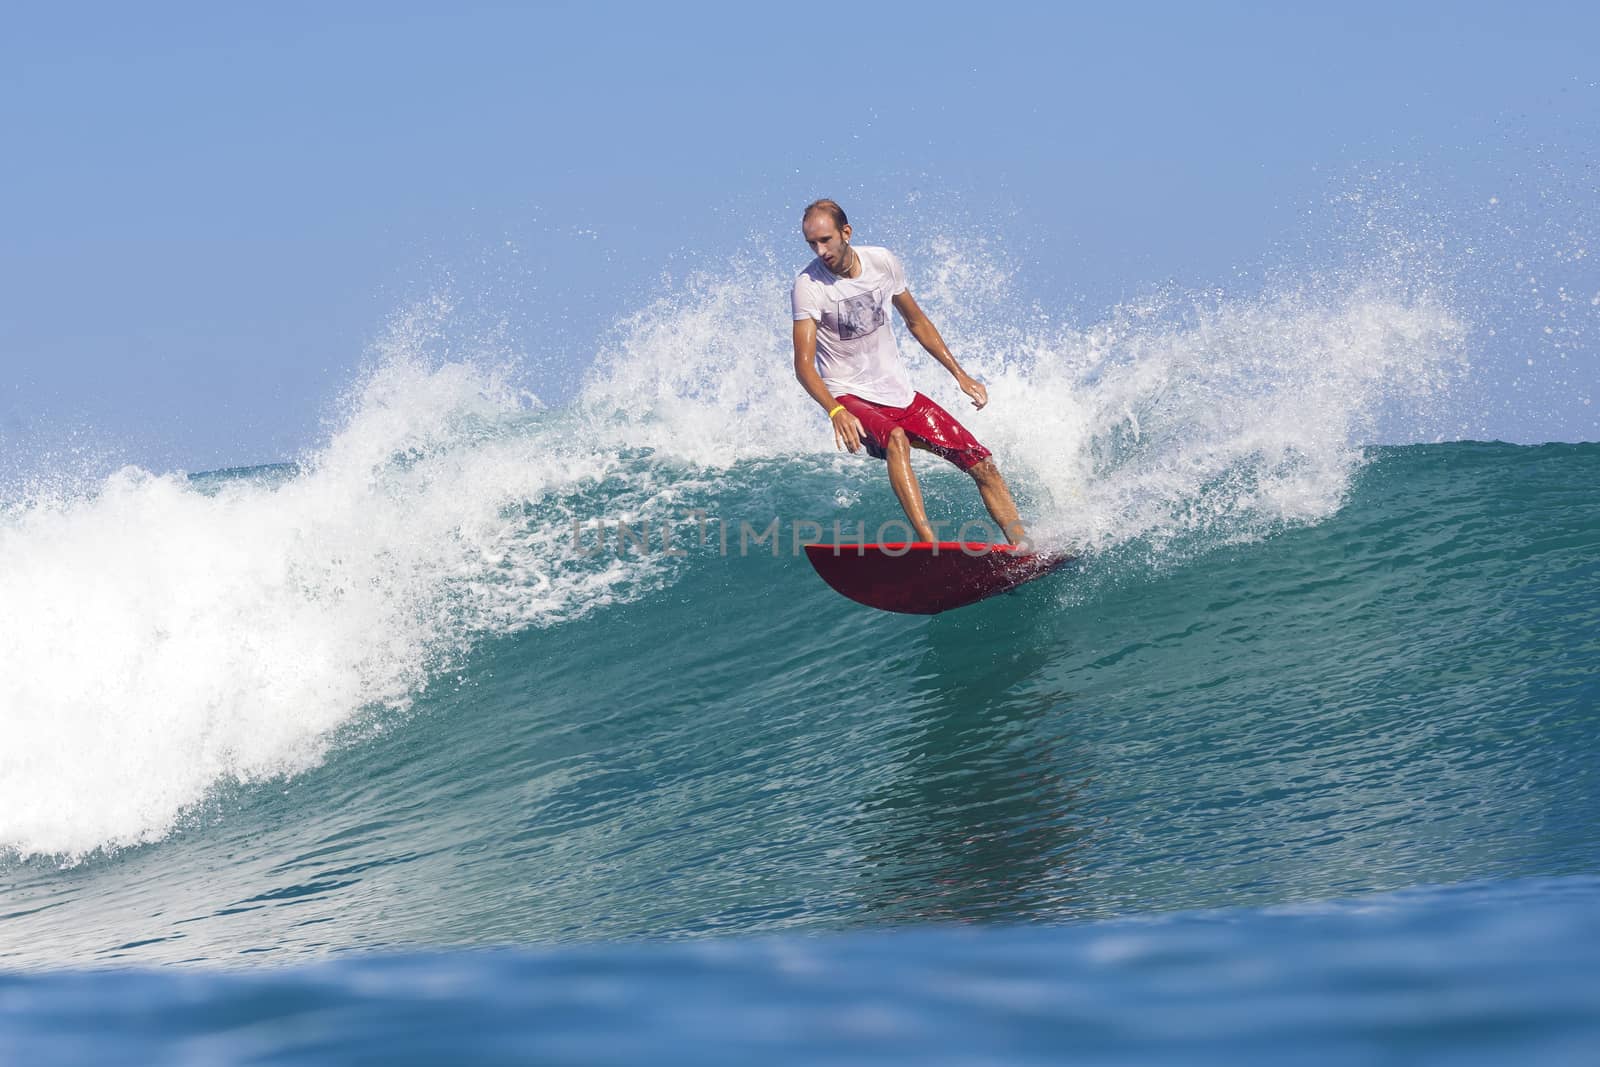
2;264;1597;1062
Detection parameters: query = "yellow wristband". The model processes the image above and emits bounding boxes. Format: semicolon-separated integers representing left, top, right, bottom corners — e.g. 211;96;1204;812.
827;404;845;419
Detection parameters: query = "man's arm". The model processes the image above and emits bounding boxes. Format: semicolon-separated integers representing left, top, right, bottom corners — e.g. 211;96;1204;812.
892;290;988;410
793;317;866;453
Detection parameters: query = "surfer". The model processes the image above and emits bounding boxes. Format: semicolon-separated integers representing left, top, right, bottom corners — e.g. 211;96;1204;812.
791;199;1027;545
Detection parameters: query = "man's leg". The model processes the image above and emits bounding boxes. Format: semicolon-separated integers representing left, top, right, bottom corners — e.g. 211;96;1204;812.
885;428;937;542
968;459;1026;545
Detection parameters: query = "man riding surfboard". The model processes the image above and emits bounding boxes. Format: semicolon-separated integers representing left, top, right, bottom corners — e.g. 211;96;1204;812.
791;199;1027;546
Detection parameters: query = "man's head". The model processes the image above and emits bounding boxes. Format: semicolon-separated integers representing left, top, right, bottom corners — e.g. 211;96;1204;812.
802;199;852;273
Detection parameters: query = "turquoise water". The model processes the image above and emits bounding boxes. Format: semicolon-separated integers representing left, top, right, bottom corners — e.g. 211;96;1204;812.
2;438;1597;1060
1;276;1597;1058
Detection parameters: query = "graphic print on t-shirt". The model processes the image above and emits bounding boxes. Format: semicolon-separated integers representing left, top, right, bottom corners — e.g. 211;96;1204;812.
836;289;886;340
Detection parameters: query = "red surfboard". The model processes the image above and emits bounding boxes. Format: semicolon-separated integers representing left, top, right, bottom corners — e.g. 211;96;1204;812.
803;542;1073;615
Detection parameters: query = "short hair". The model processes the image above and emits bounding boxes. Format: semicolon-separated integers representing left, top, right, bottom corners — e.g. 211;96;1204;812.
802;198;848;229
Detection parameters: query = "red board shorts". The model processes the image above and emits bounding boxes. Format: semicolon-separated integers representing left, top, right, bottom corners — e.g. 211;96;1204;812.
836;392;993;473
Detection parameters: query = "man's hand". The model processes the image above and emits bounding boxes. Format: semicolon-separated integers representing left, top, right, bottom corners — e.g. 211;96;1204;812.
832;408;866;452
958;374;989;410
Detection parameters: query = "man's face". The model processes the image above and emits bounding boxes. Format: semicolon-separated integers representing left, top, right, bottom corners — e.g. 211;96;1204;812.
803;215;852;272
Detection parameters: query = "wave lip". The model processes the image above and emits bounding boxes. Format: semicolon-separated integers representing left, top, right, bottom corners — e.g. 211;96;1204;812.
0;356;667;862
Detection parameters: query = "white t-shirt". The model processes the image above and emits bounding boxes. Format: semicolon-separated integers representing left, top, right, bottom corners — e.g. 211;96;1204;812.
791;244;917;408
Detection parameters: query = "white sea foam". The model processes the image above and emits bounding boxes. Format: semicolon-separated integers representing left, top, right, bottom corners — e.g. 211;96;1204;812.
0;244;1466;860
0;312;682;861
577;243;1467;555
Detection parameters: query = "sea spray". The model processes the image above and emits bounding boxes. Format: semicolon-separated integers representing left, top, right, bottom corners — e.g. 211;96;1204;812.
576;246;1466;555
0;246;1465;861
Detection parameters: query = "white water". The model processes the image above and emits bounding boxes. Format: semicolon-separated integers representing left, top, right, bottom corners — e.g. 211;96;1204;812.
581;242;1466;553
0;306;670;860
0;246;1464;861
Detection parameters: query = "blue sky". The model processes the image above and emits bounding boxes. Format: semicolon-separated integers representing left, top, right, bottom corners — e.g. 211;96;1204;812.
4;1;1597;472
